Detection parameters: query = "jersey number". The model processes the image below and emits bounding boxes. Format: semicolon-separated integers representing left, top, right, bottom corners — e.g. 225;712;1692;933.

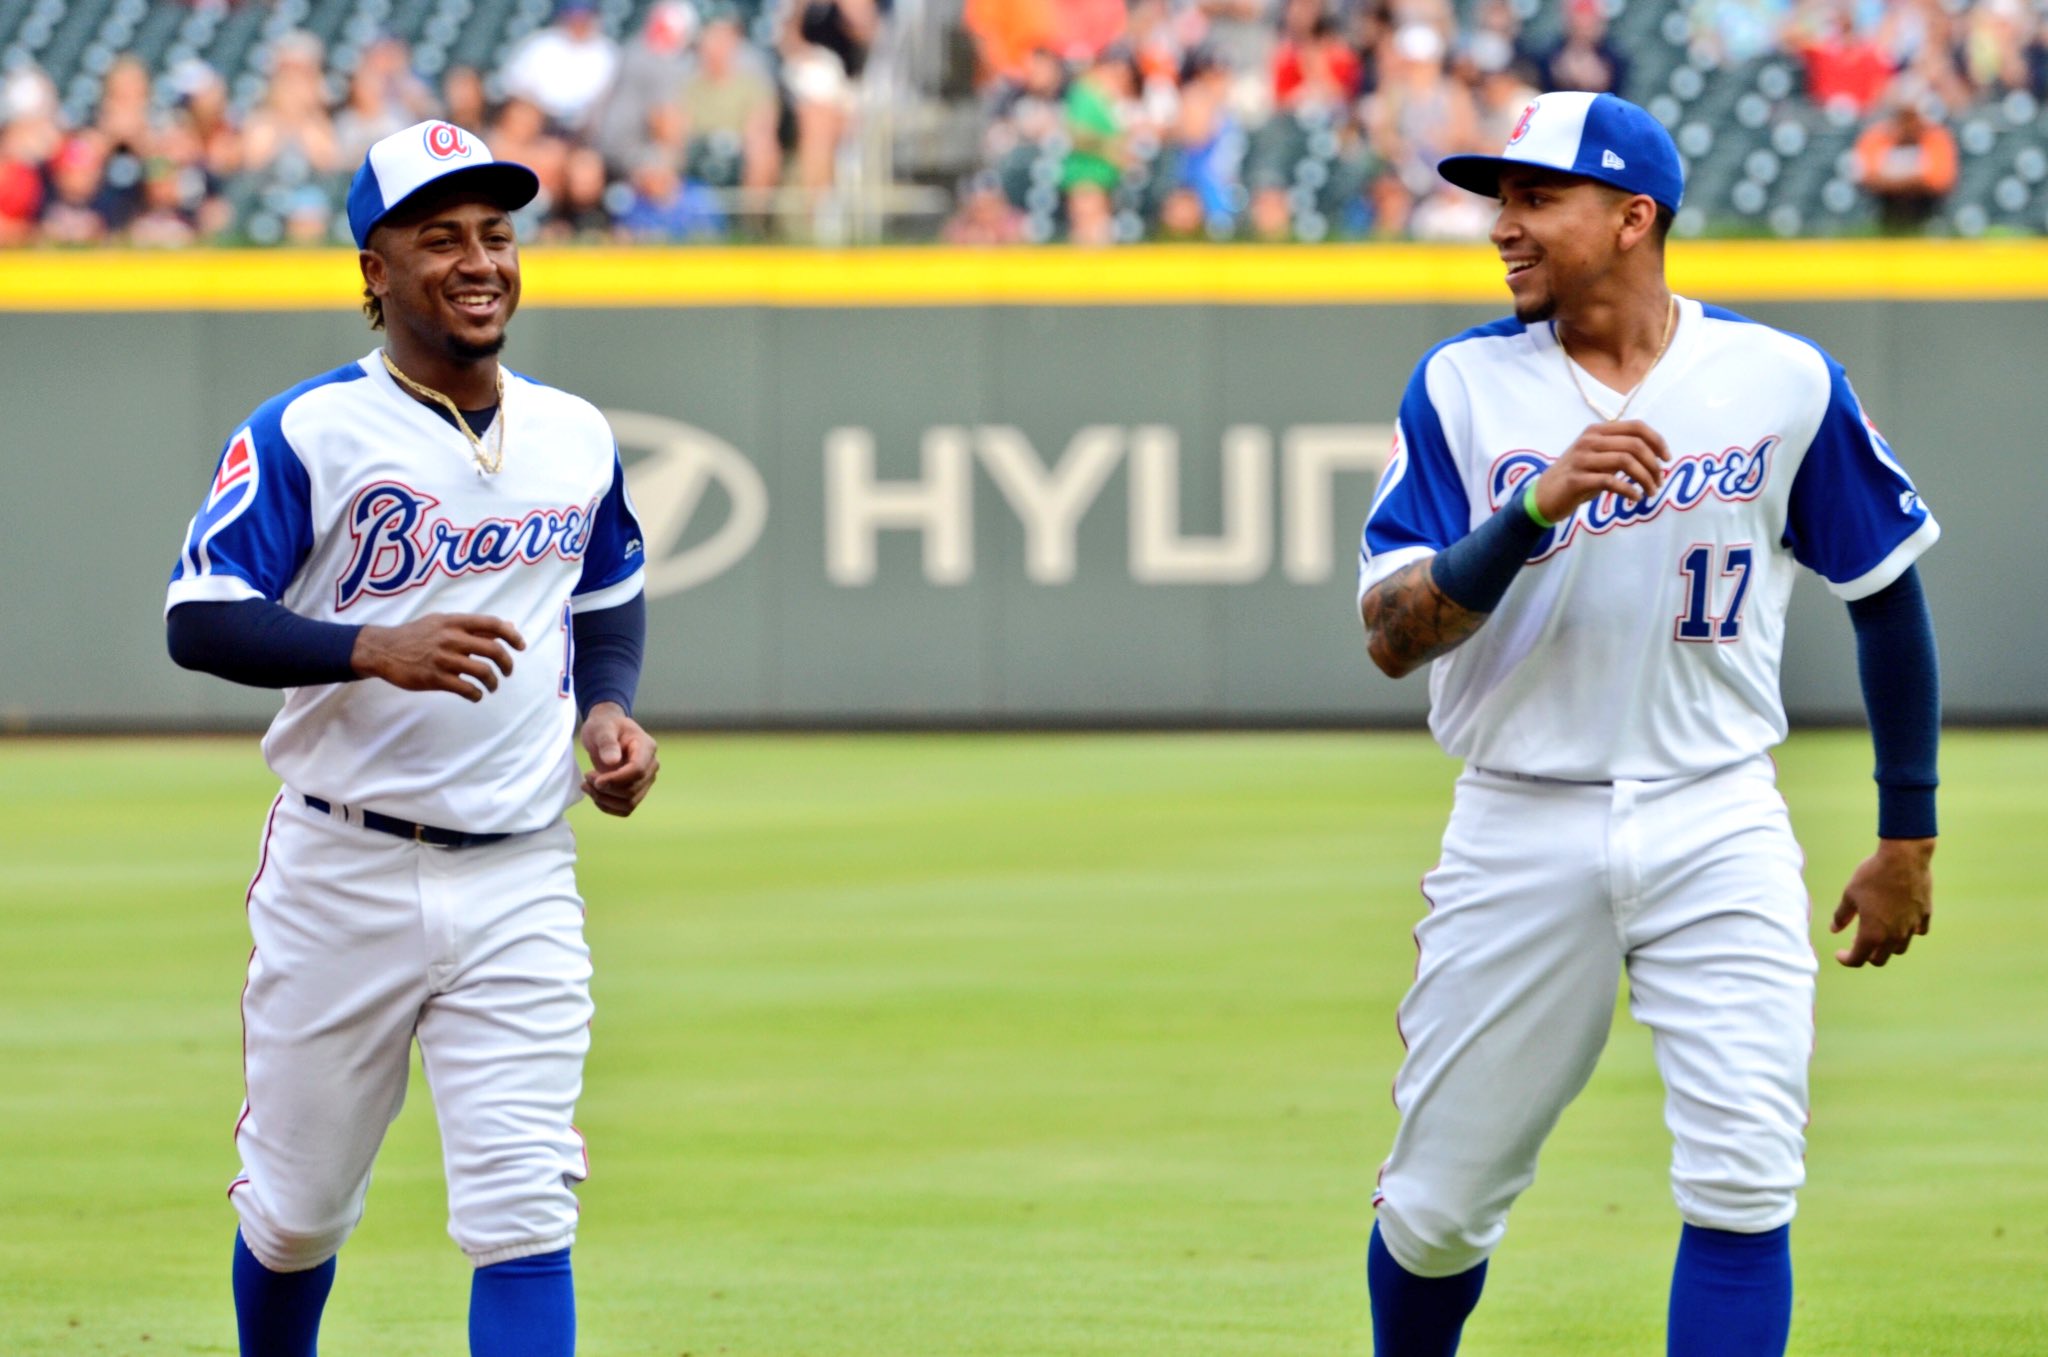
1675;544;1753;643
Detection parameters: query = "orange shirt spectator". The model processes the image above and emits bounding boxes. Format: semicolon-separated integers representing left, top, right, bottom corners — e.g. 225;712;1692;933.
1854;100;1957;233
965;0;1059;86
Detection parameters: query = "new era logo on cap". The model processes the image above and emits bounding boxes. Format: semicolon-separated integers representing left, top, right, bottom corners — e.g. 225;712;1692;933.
1437;92;1684;212
346;120;540;248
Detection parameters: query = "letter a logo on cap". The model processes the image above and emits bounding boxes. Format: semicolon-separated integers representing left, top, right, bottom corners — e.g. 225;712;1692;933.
1509;101;1536;145
423;122;472;160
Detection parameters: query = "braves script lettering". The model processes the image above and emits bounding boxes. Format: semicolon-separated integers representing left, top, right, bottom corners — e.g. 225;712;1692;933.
1489;436;1779;562
336;481;598;609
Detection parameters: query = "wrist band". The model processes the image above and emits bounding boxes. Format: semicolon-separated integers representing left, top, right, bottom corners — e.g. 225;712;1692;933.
1522;481;1556;529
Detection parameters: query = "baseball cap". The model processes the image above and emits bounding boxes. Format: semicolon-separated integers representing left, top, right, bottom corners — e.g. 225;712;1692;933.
1438;91;1684;212
345;120;540;248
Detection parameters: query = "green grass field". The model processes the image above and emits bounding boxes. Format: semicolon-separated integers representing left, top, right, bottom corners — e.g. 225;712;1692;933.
2;731;2043;1356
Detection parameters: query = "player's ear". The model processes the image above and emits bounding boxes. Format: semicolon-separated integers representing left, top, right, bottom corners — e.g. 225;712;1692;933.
359;248;387;296
1616;194;1659;253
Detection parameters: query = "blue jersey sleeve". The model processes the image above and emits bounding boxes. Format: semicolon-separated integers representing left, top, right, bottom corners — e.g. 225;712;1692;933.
570;447;647;612
1782;360;1939;600
166;402;316;612
1358;353;1473;593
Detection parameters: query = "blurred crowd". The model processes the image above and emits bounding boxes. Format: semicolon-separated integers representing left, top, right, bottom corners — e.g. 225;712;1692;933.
950;0;2048;242
0;0;881;246
2;0;2045;247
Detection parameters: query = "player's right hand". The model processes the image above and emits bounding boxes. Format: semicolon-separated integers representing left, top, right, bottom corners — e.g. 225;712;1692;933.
1532;420;1671;523
350;613;526;701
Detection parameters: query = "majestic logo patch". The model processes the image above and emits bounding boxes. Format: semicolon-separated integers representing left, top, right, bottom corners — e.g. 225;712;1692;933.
1509;101;1537;145
422;122;472;161
336;481;597;609
1488;435;1780;562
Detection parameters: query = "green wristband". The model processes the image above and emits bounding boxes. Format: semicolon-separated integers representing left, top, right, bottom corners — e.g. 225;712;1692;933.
1522;481;1556;529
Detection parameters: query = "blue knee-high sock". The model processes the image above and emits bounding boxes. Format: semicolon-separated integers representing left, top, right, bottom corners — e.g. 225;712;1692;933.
1368;1221;1488;1357
470;1247;575;1357
1667;1223;1792;1357
232;1230;335;1357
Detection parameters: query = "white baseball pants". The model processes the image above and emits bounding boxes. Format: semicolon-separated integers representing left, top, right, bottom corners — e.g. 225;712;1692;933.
229;792;592;1272
1374;756;1816;1278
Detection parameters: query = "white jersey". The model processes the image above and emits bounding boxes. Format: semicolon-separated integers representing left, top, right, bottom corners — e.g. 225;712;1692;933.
1359;296;1938;782
167;353;646;832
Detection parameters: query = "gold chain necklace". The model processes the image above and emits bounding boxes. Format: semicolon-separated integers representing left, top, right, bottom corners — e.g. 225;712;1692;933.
380;350;506;476
1557;296;1678;422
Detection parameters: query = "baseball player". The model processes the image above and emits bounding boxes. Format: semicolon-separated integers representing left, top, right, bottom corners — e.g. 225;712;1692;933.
1355;93;1940;1357
164;121;655;1357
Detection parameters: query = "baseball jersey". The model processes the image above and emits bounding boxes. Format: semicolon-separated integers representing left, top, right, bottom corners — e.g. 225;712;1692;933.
167;354;645;832
1359;297;1938;782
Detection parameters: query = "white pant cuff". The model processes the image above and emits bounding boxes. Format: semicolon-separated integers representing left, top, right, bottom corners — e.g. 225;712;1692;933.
468;1231;577;1269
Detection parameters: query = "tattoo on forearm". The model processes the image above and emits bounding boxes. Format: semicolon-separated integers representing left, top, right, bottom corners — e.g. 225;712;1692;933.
1361;559;1489;677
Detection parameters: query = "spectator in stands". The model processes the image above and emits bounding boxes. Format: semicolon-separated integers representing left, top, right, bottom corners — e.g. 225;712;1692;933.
1536;0;1629;96
1055;0;1129;63
783;0;879;204
335;55;414;167
1457;0;1524;86
542;145;619;240
1275;10;1364;112
943;173;1028;241
1689;0;1793;67
490;96;573;211
965;0;1060;88
594;1;699;172
39;134;112;244
0;112;48;245
1198;0;1280;118
1126;0;1190;123
1364;23;1474;235
1961;0;2033;95
1062;47;1132;216
128;157;202;247
1854;82;1958;233
2030;1;2048;97
1791;4;1895;116
243;32;342;182
1166;47;1243;234
1471;47;1539;149
169;60;244;182
677;10;782;203
502;0;622;133
616;151;724;239
442;65;489;135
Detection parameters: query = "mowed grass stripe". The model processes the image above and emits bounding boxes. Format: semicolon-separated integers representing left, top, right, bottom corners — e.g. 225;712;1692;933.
0;732;2040;1355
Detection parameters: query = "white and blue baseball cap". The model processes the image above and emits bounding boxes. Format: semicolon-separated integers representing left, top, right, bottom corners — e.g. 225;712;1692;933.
346;120;540;248
1438;91;1684;212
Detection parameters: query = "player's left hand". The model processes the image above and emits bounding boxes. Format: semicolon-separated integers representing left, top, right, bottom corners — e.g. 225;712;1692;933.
1830;836;1934;968
579;703;659;817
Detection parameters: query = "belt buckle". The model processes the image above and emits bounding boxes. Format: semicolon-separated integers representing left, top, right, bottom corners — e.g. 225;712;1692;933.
413;822;427;843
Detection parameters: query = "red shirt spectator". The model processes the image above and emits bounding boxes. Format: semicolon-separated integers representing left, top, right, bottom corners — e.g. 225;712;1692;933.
1275;17;1363;107
1799;16;1895;114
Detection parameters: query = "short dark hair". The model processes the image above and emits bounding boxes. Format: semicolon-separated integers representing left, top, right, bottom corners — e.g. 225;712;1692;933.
363;283;384;330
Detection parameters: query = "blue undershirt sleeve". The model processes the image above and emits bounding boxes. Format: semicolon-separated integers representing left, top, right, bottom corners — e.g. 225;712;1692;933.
166;599;361;689
1845;565;1940;839
1426;486;1549;614
570;593;645;719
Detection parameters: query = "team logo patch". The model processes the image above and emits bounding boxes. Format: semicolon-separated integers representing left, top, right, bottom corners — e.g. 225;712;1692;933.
209;431;255;508
1508;101;1537;145
422;122;472;161
336;481;600;610
1601;148;1626;170
1488;435;1780;563
181;428;261;577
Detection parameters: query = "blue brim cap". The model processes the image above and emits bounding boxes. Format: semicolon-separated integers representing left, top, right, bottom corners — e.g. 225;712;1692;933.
1438;91;1684;212
347;121;540;248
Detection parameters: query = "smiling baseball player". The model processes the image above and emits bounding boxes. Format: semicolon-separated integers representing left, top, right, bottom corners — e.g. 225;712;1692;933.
165;121;654;1357
1355;93;1940;1356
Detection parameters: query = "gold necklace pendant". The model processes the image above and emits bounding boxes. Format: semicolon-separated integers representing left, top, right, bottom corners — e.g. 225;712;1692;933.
1559;297;1678;423
380;351;507;476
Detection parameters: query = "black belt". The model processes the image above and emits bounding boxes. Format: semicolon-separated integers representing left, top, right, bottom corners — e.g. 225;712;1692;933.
302;796;511;849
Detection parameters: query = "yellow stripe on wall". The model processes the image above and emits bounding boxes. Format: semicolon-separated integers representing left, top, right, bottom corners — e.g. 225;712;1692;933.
3;240;2046;310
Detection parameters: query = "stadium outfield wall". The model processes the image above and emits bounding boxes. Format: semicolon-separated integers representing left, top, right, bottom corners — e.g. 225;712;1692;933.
2;242;2040;729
